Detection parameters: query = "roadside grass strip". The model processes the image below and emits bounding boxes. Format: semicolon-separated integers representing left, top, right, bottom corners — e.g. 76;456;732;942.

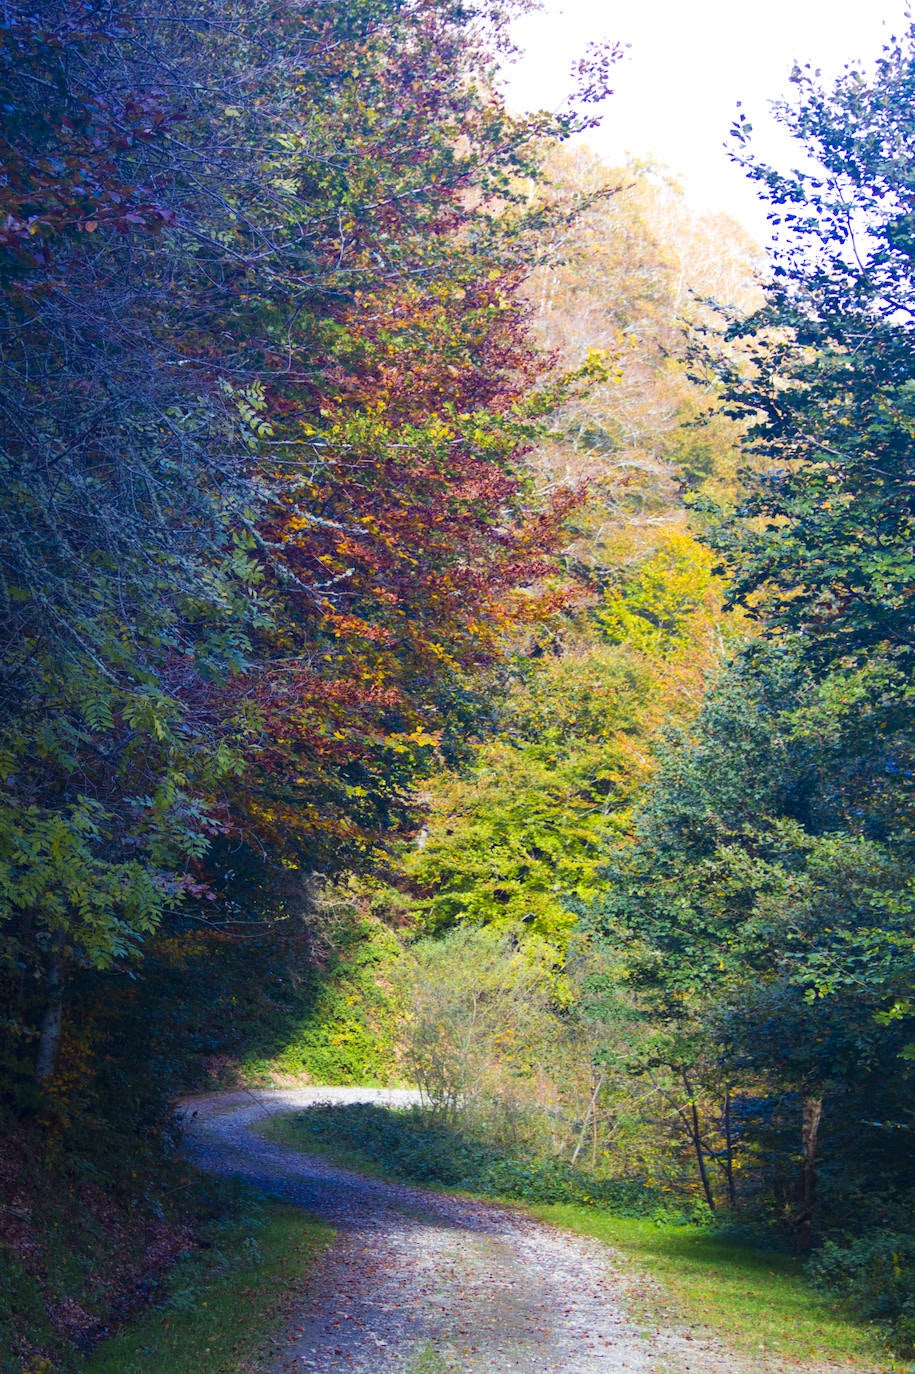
531;1206;897;1371
264;1105;900;1372
83;1193;332;1374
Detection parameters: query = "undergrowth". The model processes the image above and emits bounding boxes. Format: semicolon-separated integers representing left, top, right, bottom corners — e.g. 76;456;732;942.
242;915;404;1086
0;1118;200;1374
263;1101;698;1215
807;1231;915;1362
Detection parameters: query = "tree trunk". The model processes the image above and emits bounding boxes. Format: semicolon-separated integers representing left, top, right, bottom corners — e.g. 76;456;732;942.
35;933;65;1085
723;1088;737;1209
800;1093;823;1213
591;1095;600;1169
571;1069;605;1166
682;1070;715;1211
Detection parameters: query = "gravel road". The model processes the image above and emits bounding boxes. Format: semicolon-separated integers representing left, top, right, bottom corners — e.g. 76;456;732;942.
178;1088;842;1374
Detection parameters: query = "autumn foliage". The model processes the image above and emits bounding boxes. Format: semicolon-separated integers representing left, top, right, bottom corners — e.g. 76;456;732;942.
0;0;613;1098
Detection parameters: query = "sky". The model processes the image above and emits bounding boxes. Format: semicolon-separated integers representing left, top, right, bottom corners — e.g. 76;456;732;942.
502;0;912;238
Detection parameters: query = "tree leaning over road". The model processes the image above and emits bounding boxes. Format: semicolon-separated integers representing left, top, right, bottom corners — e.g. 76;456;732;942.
0;0;613;1091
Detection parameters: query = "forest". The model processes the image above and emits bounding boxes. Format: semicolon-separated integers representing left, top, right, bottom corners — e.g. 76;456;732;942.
1;1;914;1371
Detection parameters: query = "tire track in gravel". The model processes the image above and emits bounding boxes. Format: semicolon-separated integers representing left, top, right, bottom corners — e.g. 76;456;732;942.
177;1088;819;1374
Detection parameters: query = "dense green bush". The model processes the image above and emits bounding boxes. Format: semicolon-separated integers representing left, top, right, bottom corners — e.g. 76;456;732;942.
253;917;404;1086
276;1102;693;1215
807;1231;915;1357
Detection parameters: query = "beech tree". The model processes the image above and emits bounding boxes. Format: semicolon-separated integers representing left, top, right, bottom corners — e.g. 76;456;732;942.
711;26;915;1034
589;647;915;1218
0;0;612;1090
718;30;915;679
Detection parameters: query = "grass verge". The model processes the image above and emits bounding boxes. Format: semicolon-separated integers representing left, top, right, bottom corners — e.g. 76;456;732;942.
263;1105;900;1372
82;1191;332;1374
529;1205;897;1371
261;1104;661;1210
262;1110;389;1176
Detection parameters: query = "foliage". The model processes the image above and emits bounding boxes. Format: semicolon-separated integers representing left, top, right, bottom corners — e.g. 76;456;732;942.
405;649;655;953
589;644;915;1218
375;156;751;1226
247;908;405;1086
705;28;915;1072
395;927;555;1123
397;150;756;963
405;526;738;959
579;44;915;1325
807;1232;915;1358
595;529;725;661
719;30;915;675
0;0;610;1104
394;495;743;1204
525;147;757;524
266;1101;666;1211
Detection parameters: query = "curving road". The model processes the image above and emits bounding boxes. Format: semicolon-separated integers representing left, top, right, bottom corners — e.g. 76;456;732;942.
179;1088;761;1374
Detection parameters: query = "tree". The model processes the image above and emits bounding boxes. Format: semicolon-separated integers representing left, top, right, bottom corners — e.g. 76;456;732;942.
399;153;760;965
717;30;915;678
578;34;915;1241
589;646;915;1220
524;146;758;531
702;26;915;1060
0;0;613;1092
406;524;737;958
397;927;553;1126
1;0;256;1088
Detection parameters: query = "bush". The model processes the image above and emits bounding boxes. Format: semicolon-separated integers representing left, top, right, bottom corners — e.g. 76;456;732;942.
807;1230;915;1356
395;929;555;1123
278;1102;680;1215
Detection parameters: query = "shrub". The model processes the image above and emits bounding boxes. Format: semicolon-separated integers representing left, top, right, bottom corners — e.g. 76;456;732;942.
807;1230;915;1356
278;1103;678;1214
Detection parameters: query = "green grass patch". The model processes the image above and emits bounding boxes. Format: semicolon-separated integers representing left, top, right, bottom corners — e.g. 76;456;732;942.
241;915;405;1086
531;1205;898;1370
82;1192;332;1374
405;1344;452;1374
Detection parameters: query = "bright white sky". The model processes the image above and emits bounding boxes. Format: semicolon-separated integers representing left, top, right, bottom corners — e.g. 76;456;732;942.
502;0;912;238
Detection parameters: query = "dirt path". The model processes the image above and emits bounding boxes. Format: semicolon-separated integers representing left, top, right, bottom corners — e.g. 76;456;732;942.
179;1089;843;1374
